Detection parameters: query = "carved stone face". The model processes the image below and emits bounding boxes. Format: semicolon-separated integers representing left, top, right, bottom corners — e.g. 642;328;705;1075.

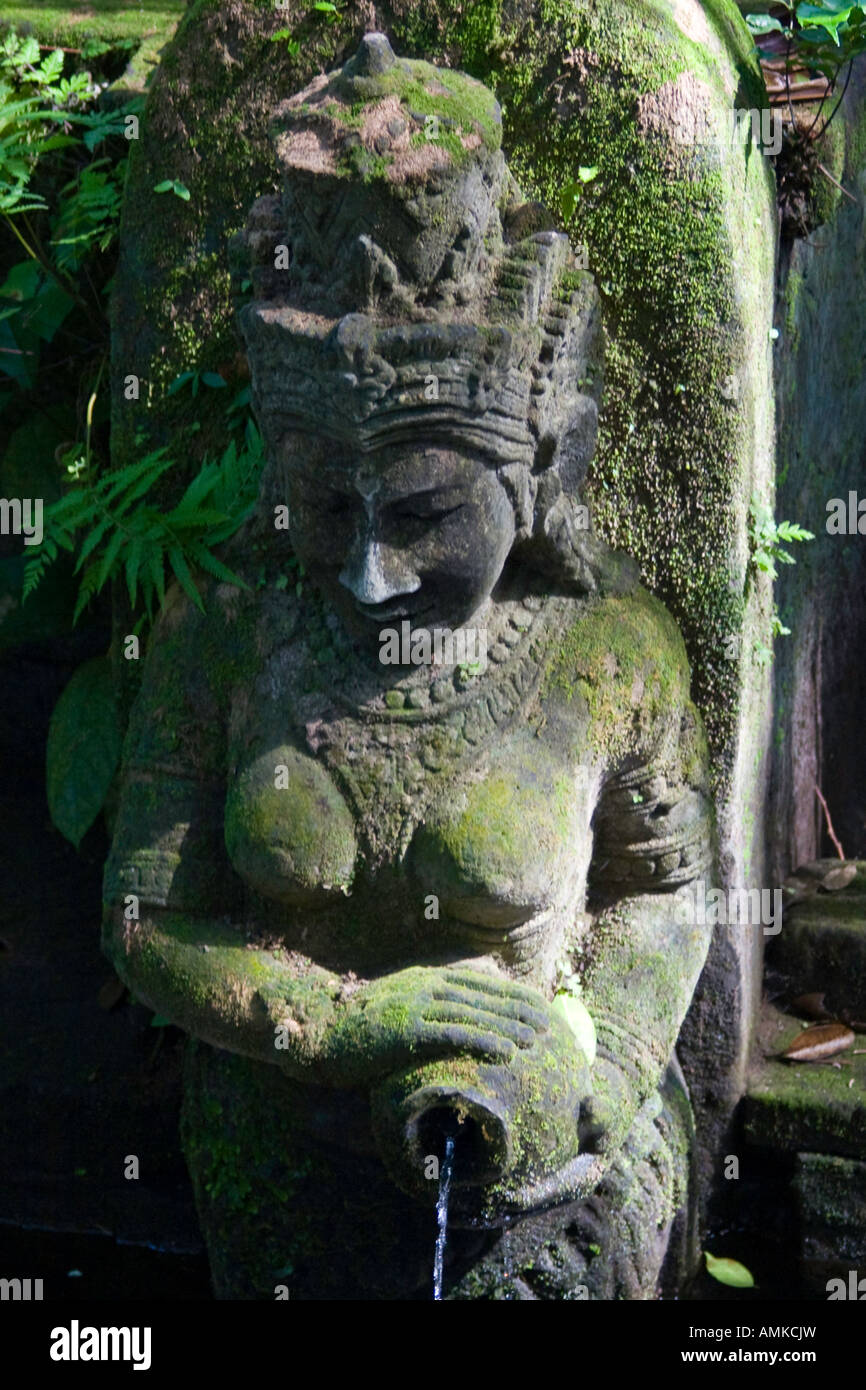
283;432;517;649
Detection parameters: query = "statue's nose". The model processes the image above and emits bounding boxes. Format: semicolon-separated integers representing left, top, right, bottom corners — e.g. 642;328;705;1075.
339;532;421;605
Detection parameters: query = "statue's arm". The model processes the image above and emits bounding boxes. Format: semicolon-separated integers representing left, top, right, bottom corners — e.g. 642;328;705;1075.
579;699;716;1156
101;586;343;1076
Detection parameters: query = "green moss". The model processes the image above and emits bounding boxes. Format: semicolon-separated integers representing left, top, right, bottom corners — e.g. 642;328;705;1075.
543;587;690;764
812;113;847;229
745;1044;866;1157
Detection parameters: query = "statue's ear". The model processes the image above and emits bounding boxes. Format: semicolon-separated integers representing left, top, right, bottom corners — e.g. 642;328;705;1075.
502;200;559;243
548;401;599;498
533;433;558;475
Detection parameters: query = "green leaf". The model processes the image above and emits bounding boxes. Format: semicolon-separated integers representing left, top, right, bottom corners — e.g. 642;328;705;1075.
0;260;41;301
551;992;597;1064
95;524;128;592
147;547;166;610
747;14;788;33
150;1014;172;1028
154;178;191;201
168;545;205;611
187;541;251;590
704;1252;756;1288
559;181;582;223
125;534;144;608
200;371;227;388
167;370;195;395
72;562;102;625
74;513;114;572
46;655;121;848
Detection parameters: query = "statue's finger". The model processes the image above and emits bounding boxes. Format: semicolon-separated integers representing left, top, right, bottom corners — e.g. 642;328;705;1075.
423;998;535;1048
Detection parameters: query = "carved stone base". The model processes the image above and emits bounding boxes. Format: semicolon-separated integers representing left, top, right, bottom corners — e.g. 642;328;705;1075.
181;1041;696;1301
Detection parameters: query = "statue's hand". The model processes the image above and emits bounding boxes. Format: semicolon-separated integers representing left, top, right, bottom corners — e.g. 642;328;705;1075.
352;968;592;1201
311;965;566;1087
577;1054;634;1157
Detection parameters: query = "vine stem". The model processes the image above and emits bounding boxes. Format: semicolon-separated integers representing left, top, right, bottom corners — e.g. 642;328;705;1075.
2;212;93;317
816;161;858;203
815;784;845;860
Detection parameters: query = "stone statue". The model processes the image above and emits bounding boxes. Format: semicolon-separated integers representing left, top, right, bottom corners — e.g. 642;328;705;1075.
103;34;716;1300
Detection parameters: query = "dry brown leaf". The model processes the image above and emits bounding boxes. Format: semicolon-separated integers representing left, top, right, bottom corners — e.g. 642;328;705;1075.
790;992;831;1020
781;1022;855;1062
97;976;127;1011
821;864;857;892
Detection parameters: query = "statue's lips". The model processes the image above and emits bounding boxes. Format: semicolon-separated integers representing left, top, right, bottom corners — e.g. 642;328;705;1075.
354;599;435;623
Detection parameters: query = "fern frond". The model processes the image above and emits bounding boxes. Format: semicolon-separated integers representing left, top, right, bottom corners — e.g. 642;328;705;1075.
124;533;144;608
167;545;205;612
95;523;127;592
187;541;250;591
72;561;101;625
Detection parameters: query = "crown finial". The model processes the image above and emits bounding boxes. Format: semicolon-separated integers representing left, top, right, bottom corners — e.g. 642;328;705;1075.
342;32;396;79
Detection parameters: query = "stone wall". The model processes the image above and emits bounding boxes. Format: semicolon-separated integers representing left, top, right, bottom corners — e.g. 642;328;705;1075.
769;64;866;879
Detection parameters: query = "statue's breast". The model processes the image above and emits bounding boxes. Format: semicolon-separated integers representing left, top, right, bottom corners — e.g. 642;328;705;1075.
222;723;594;940
224;743;358;904
407;729;594;933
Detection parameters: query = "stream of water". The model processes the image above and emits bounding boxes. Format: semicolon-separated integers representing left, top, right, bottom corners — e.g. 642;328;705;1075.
502;1217;514;1299
433;1133;456;1301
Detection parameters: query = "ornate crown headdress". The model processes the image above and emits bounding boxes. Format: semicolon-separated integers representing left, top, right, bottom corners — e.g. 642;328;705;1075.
234;33;602;495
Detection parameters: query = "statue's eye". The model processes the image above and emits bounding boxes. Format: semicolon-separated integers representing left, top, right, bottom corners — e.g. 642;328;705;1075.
394;501;464;522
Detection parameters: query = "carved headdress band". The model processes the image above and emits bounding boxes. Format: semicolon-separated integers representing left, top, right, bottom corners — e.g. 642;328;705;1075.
235;34;601;482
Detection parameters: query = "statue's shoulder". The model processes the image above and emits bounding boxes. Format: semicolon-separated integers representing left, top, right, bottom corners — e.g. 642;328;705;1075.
140;569;285;704
544;584;692;715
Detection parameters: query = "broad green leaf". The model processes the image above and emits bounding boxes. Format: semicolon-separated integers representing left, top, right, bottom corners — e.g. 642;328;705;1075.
46;655;121;848
0;260;41;301
167;370;195;395
704;1252;756;1288
551;992;597;1063
25;280;75;344
560;181;582;223
747;14;788;32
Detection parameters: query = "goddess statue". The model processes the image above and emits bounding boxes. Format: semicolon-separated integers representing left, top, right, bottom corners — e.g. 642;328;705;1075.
104;34;715;1300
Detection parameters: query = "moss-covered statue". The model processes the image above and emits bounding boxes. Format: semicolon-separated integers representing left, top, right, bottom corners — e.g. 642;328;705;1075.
104;35;716;1300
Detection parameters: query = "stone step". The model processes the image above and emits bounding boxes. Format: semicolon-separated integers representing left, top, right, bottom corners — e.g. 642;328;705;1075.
771;859;866;1018
742;1003;866;1160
